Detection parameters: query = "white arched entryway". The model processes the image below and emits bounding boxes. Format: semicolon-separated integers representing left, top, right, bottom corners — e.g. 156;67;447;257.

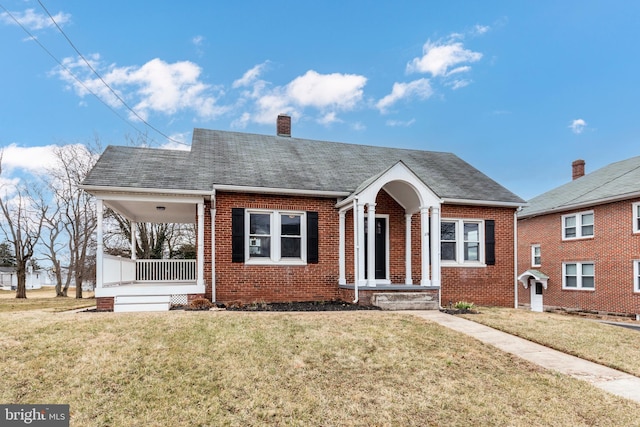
336;161;442;290
518;269;549;312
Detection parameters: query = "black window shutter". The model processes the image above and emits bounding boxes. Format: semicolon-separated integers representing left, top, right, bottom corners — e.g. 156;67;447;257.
232;208;245;263
485;219;495;266
307;211;319;264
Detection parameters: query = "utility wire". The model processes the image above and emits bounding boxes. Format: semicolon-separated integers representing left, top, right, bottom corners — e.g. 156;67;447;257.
0;2;147;139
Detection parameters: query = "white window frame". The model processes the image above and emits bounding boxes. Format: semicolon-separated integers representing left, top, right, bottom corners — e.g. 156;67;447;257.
531;244;541;267
562;211;594;240
634;260;640;293
440;219;485;267
633;203;640;234
562;262;595;290
245;210;307;265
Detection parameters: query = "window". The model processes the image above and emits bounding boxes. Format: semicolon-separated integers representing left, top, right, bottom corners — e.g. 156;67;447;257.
531;245;541;267
247;210;306;264
563;262;595;290
634;260;640;293
441;219;484;265
634;203;640;233
562;211;594;239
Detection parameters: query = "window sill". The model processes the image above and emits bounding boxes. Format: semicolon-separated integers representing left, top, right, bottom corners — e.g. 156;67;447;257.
562;236;594;241
562;287;595;291
245;258;307;266
441;261;487;268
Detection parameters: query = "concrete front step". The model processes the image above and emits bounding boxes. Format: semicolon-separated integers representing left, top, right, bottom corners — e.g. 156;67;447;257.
114;295;171;313
372;292;439;310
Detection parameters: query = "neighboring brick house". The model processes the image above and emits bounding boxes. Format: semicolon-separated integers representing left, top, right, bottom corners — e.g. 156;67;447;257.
83;115;524;312
517;158;640;319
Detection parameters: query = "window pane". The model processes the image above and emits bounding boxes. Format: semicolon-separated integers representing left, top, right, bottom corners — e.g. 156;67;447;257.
464;242;479;261
581;213;593;225
441;222;456;241
250;214;270;234
565;276;577;287
565;264;577;275
281;214;301;236
464;223;479;241
281;237;301;257
564;216;576;228
441;242;456;261
581;277;595;288
581;225;594;236
564;227;576;238
582;263;594;276
249;236;271;257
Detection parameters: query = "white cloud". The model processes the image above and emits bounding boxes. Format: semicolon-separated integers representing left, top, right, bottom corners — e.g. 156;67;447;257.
569;119;587;134
0;8;70;31
386;119;416;127
52;55;227;121
0;144;59;175
472;24;490;36
376;78;432;113
234;66;367;126
160;132;191;151
407;39;482;77
192;35;204;46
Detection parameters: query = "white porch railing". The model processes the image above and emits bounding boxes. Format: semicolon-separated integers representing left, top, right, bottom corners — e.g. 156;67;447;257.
135;259;197;282
102;255;197;286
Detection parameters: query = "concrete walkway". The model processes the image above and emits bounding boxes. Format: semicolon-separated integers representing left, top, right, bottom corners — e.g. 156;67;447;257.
412;310;640;404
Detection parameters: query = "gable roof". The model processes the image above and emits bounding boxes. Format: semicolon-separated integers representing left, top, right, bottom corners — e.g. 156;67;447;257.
83;128;524;205
519;155;640;218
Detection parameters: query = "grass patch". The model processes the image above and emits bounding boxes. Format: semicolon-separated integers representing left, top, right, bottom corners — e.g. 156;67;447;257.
0;310;639;426
0;287;95;313
460;306;640;377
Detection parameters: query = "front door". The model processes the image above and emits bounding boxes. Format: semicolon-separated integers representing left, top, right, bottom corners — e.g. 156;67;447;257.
530;281;543;312
364;217;387;280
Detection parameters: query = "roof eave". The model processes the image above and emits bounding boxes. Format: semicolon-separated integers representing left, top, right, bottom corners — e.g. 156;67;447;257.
80;184;212;197
518;190;640;219
441;197;527;208
213;184;350;198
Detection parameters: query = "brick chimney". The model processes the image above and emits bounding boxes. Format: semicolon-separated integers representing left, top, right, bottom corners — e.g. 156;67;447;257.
277;114;291;137
572;159;585;180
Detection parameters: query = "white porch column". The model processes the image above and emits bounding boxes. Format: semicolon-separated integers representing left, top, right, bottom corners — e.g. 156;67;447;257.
420;207;431;286
130;222;137;261
430;206;441;287
197;201;205;287
96;198;103;289
357;202;366;286
338;210;346;285
405;213;413;285
366;203;376;286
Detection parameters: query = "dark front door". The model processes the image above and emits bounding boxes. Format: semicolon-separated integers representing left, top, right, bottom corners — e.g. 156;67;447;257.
364;217;387;280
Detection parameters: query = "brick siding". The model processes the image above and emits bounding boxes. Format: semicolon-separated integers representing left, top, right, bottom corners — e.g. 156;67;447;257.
518;198;640;316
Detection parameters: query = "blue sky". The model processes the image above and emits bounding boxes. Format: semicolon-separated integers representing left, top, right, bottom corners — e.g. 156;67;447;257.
1;1;639;200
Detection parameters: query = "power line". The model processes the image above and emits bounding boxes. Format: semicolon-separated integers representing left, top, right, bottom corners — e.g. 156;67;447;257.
0;2;147;139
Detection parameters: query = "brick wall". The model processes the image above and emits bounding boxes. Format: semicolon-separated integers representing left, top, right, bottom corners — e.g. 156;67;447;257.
518;198;640;316
210;191;517;308
96;296;114;311
440;205;516;307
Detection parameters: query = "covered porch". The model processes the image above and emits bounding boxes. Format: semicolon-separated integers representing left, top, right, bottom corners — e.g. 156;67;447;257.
94;192;207;311
335;161;443;306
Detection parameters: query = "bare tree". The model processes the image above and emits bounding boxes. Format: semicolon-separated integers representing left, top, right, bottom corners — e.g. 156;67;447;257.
0;154;46;298
45;144;98;298
41;201;72;296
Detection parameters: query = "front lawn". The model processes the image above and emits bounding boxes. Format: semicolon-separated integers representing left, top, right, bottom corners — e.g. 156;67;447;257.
460;306;640;377
0;310;638;426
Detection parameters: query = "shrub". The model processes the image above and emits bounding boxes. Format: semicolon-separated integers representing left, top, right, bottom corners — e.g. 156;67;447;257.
453;301;475;311
189;297;213;310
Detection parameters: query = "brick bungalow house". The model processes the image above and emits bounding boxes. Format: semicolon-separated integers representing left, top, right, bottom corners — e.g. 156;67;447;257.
517;158;640;319
82;115;525;312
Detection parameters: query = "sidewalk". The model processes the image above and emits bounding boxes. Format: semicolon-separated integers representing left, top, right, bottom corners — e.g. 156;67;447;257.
411;310;640;404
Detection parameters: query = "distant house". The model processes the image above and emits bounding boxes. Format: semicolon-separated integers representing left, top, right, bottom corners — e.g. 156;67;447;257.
518;158;640;319
0;266;50;290
82;115;525;312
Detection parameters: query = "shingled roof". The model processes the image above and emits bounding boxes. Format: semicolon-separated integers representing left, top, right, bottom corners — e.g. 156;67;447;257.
83;128;524;204
519;155;640;218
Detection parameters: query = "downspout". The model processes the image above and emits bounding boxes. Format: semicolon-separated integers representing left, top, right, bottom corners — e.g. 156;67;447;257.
514;208;520;309
353;197;359;304
211;190;217;302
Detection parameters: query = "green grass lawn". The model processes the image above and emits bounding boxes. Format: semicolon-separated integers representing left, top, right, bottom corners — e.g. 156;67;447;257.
0;309;639;426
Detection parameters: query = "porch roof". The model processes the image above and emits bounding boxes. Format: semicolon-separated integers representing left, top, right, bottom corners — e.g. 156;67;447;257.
83;129;525;205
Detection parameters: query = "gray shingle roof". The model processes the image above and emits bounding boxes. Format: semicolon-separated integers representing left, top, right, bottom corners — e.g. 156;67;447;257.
519;155;640;218
84;128;524;204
